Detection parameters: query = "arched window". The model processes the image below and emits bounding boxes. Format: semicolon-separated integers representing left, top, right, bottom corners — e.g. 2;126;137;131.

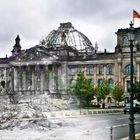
98;79;103;86
124;64;134;75
108;78;114;89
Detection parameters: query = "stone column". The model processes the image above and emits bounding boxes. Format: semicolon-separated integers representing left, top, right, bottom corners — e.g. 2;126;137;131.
44;66;49;92
40;66;44;93
13;67;18;91
10;68;14;92
22;66;26;90
31;66;35;91
48;65;54;94
5;67;7;83
57;65;61;92
60;63;68;95
94;66;97;86
35;65;41;92
118;63;122;82
18;66;22;91
114;61;118;83
34;66;37;91
124;80;127;92
54;65;59;96
104;65;107;79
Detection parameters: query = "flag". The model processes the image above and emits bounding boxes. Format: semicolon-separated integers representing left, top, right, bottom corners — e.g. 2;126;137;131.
133;10;140;19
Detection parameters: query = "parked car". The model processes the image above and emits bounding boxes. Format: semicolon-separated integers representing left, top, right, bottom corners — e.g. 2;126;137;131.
124;103;140;114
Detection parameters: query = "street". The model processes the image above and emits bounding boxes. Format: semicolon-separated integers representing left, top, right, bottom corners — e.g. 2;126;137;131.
0;112;140;140
46;113;140;140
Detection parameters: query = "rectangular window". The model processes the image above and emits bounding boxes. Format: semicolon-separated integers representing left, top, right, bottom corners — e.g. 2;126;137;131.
69;79;74;84
86;67;94;75
108;67;113;75
89;79;94;86
107;66;113;75
98;65;104;75
68;68;76;76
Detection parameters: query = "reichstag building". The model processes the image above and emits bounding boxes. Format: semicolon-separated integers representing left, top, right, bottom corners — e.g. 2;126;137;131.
0;22;140;103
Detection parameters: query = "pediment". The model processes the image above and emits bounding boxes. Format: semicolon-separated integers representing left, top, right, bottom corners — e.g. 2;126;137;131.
10;45;59;66
15;45;58;61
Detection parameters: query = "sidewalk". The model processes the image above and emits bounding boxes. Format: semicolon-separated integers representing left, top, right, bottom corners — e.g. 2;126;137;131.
120;133;140;140
42;108;123;118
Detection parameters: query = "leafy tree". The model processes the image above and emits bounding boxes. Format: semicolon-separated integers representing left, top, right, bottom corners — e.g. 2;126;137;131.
93;86;101;107
99;80;110;108
133;80;140;101
95;80;110;108
71;71;94;107
112;82;124;106
99;80;110;100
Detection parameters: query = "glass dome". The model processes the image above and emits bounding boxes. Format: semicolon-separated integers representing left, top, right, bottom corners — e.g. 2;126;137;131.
41;22;94;53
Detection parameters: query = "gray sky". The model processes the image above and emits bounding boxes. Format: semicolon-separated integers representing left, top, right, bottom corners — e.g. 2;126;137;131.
0;0;140;57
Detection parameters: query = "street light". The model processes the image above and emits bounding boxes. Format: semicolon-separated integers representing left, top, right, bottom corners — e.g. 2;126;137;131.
128;21;135;140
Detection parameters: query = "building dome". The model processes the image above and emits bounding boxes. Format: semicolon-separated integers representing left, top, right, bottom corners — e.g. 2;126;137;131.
41;22;94;53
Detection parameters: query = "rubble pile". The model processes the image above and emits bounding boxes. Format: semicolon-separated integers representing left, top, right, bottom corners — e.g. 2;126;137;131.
0;117;66;131
0;94;71;130
17;94;70;111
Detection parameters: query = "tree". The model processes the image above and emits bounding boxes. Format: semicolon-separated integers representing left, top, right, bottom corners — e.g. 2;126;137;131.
71;71;94;107
99;80;110;108
112;82;124;106
94;86;101;107
133;80;140;101
94;80;110;108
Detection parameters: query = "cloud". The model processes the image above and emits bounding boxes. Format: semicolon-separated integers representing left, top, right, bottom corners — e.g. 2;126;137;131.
0;0;140;57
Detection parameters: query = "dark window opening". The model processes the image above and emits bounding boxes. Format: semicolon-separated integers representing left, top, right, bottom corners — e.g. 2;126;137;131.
1;81;5;88
48;65;53;70
107;97;112;103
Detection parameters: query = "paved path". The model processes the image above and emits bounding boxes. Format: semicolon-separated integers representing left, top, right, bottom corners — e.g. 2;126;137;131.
120;133;140;140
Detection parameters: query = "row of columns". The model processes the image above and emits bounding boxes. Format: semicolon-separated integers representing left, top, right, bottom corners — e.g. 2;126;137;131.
13;62;140;95
13;64;59;95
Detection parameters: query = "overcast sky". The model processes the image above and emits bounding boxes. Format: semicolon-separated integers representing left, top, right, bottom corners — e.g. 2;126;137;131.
0;0;140;57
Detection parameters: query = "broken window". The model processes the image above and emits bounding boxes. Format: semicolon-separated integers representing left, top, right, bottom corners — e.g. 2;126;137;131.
1;81;5;88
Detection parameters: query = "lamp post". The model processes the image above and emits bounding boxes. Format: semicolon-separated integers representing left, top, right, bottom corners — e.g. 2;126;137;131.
129;21;135;140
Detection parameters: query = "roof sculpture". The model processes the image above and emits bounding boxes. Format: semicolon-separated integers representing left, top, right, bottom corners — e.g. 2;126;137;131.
11;35;22;55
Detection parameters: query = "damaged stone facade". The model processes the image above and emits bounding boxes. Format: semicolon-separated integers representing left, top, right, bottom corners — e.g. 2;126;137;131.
1;22;140;103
